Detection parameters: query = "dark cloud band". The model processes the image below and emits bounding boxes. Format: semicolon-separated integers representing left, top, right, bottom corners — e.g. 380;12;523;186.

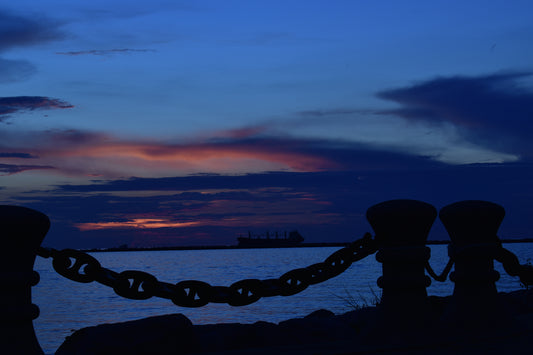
0;10;64;51
0;163;54;175
0;96;74;121
56;48;155;56
0;152;37;159
377;72;533;156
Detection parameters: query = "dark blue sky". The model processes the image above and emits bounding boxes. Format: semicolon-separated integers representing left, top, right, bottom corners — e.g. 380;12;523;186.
1;1;532;248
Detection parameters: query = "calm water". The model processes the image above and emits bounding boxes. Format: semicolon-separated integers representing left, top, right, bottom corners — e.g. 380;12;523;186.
33;244;532;354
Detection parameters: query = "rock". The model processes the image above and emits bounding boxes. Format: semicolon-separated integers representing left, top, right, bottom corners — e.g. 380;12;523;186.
56;313;193;354
193;309;352;353
55;292;533;354
303;309;335;319
192;321;278;353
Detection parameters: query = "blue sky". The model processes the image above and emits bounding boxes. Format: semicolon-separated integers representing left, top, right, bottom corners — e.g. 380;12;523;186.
1;1;532;248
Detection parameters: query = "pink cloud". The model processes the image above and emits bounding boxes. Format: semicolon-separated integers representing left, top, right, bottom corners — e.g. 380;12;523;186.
3;129;338;178
75;218;200;231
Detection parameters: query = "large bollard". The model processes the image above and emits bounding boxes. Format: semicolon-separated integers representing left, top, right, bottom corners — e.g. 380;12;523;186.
439;200;506;328
366;200;436;325
0;206;50;354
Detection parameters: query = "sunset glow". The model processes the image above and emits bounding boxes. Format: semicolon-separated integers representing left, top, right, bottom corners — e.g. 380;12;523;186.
1;1;532;248
75;218;200;231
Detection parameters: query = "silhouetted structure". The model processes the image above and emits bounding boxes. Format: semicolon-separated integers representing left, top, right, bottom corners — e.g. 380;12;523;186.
440;200;511;329
237;230;304;248
2;199;532;353
367;200;435;331
0;206;50;355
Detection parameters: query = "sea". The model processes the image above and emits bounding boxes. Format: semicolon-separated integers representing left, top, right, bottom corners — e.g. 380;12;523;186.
33;243;533;354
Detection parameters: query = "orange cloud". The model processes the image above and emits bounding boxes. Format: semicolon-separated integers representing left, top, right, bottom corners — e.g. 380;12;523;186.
54;141;332;171
75;218;200;231
5;129;338;178
74;191;340;233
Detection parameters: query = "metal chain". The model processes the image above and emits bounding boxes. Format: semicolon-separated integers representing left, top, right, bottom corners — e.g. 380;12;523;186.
495;246;533;287
424;244;533;286
425;259;454;282
36;232;378;307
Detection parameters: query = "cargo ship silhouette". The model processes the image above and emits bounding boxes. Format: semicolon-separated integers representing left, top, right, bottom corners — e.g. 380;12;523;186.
237;230;304;248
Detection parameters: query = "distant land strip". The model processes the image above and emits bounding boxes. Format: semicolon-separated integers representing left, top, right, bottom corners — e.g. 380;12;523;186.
82;238;533;253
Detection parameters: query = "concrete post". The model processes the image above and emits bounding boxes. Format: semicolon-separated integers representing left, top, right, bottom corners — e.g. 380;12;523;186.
0;205;50;354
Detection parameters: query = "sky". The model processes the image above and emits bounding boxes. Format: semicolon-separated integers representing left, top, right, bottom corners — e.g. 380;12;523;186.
1;0;532;249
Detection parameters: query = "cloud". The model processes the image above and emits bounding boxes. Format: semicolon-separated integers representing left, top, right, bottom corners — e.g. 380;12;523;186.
0;163;54;175
75;218;200;231
0;96;74;121
377;72;533;157
0;127;446;178
0;10;65;51
15;162;533;249
18;171;365;247
56;48;156;56
296;108;368;117
0;152;37;158
0;10;64;83
0;58;36;83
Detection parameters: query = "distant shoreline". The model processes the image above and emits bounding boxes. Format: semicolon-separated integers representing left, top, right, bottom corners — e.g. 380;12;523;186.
81;238;533;253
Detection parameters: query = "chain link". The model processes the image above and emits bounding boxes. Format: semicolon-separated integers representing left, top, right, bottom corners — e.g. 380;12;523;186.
423;243;533;286
37;232;378;307
172;280;212;307
51;249;102;283
35;236;533;306
113;270;159;300
495;246;533;287
425;259;454;282
227;279;262;306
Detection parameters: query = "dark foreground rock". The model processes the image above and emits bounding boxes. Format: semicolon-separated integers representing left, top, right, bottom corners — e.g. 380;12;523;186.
57;290;533;354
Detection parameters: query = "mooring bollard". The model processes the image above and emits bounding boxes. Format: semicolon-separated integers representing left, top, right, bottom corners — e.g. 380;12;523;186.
439;200;505;327
366;200;435;324
0;205;50;354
